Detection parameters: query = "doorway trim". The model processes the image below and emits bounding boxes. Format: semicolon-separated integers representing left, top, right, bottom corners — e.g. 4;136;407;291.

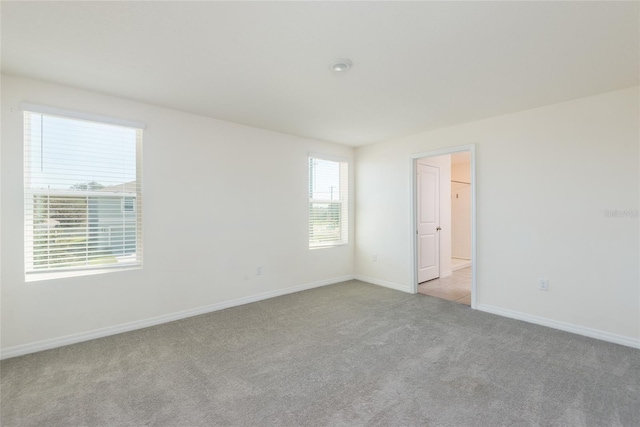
409;144;477;309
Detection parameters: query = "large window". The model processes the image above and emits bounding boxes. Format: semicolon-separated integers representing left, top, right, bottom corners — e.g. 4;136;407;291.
23;105;143;279
309;155;348;247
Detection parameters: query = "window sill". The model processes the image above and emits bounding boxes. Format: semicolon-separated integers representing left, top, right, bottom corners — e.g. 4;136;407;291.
25;264;142;282
310;242;348;250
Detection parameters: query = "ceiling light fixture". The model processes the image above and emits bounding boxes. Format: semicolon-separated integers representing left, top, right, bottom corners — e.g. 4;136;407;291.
331;59;352;73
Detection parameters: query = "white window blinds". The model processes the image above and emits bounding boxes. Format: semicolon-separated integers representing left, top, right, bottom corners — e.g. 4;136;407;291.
309;156;348;247
23;109;143;276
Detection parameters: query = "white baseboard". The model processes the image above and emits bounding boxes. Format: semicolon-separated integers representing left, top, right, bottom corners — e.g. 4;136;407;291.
354;275;412;293
477;303;640;350
451;261;472;271
0;275;355;360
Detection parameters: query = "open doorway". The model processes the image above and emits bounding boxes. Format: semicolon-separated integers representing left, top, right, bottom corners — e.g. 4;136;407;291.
410;145;476;308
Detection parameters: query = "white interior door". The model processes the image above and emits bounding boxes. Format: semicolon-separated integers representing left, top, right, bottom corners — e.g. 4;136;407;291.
417;163;440;283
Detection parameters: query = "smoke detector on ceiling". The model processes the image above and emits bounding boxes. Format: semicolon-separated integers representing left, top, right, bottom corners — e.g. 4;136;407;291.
331;59;352;72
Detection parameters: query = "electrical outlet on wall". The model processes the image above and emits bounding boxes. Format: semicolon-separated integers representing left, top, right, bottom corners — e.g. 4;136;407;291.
256;266;262;275
372;254;378;262
539;278;549;291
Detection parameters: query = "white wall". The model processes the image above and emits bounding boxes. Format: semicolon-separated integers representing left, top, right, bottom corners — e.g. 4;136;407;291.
356;87;640;344
2;76;638;354
417;155;452;278
0;75;354;355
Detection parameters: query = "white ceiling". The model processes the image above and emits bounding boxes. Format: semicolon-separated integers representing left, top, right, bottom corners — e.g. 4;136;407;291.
2;1;638;147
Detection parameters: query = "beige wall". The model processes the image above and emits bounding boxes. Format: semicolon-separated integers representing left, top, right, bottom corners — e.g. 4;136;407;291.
1;75;355;354
451;159;472;259
451;157;471;183
355;86;639;344
451;184;472;260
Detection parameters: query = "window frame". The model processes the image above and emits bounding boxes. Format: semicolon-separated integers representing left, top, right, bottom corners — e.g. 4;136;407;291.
308;153;349;248
22;103;144;281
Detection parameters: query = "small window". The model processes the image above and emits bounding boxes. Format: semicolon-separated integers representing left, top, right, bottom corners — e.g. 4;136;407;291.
309;155;348;247
122;198;134;212
23;107;143;279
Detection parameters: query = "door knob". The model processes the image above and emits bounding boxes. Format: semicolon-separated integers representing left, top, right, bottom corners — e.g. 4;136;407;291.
436;227;441;231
